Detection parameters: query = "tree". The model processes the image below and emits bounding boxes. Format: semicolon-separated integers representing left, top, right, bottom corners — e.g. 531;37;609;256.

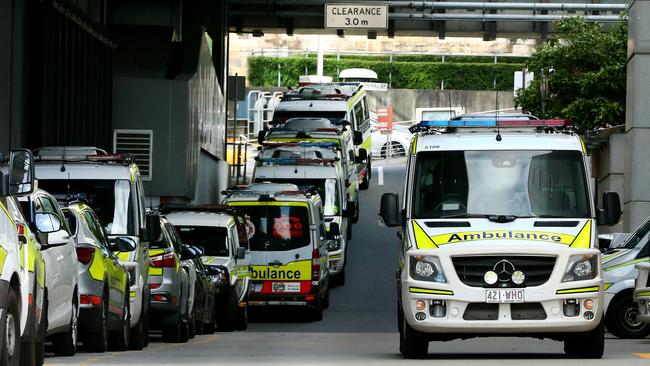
514;17;627;132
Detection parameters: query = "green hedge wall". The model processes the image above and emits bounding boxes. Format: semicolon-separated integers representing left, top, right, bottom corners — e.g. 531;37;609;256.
248;56;525;90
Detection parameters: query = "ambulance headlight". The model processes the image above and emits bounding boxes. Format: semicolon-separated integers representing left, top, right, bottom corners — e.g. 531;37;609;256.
410;255;447;283
206;265;230;285
563;254;598;282
327;239;341;252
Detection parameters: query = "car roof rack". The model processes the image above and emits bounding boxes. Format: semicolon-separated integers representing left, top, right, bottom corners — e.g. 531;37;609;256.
223;184;317;200
33;146;135;165
160;204;240;217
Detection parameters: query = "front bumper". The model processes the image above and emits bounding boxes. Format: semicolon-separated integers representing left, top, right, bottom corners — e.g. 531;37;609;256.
328;250;345;275
403;246;603;335
248;283;322;309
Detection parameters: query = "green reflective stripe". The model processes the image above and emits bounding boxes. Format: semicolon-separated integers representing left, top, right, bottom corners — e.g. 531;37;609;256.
329;254;342;260
88;247;106;281
0;247;6;273
603;250;629;263
604;257;650;272
409;287;453;295
604;283;613;291
635;291;650;297
556;286;599;295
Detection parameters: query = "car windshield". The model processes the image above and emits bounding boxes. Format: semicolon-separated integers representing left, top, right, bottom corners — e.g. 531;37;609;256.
175;226;229;256
36;179;135;235
233;205;310;252
273;111;347;125
254;178;340;216
621;219;650;249
411;150;590;219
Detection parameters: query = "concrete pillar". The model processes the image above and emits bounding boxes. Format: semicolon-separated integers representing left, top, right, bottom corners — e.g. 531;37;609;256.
624;0;650;231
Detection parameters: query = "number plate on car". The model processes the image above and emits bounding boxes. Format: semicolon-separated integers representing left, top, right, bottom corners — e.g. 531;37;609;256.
272;282;300;293
485;289;525;303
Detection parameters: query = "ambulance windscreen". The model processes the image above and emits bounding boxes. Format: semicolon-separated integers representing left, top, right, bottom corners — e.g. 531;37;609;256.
175;226;229;257
411;150;590;219
236;206;310;251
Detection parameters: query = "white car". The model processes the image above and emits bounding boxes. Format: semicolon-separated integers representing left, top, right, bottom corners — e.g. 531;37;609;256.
370;123;412;158
19;189;80;356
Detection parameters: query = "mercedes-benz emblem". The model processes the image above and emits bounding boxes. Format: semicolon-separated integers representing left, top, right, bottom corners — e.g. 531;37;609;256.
493;260;516;283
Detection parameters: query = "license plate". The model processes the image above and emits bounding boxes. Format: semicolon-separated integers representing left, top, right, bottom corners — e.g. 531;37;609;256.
485;289;525;303
272;282;300;293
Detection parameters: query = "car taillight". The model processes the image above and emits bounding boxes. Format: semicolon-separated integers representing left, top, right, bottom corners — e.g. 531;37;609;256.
76;247;95;265
312;249;320;281
150;252;176;268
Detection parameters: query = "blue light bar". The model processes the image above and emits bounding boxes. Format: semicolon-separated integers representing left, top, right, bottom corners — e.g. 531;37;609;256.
262;141;339;149
419;119;497;128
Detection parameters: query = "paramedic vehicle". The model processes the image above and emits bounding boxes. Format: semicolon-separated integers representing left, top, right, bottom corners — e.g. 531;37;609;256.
164;206;251;331
272;84;372;189
261;118;362;224
33;147;157;350
0;150;48;366
223;183;330;320
630;218;650;330
379;118;622;359
253;143;352;285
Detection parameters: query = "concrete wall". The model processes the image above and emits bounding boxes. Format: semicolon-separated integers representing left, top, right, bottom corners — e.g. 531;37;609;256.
592;130;626;233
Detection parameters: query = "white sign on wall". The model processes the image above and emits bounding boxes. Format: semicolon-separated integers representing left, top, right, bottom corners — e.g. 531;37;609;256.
325;4;389;30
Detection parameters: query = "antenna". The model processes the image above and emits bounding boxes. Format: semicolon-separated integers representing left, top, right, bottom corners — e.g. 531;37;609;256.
495;88;502;142
60;146;67;172
448;93;453;120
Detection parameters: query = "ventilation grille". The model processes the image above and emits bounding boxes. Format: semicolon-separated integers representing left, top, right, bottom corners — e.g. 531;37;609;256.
113;129;153;181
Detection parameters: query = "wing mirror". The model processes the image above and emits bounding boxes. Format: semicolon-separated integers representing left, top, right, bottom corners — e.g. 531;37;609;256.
257;130;267;145
181;246;199;261
191;245;204;257
356;148;368;164
379;193;402;227
326;222;340;240
2;149;35;197
597;192;621;226
112;236;137;252
353;131;363;145
34;212;61;233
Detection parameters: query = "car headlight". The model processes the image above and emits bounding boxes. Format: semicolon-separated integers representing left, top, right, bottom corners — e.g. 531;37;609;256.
327;239;341;252
410;255;447;283
563;254;599;282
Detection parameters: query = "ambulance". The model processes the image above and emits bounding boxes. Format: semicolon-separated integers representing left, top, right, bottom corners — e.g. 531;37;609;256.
252;142;352;285
379;118;622;359
223;183;330;320
271;84;372;189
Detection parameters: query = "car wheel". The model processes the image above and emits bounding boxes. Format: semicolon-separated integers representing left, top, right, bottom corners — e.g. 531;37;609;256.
1;288;21;366
331;268;346;287
53;294;78;356
109;291;131;351
162;320;182;343
381;142;406;158
217;288;238;332
129;298;148;350
235;301;248;331
564;321;604;358
19;281;38;366
605;294;650;338
399;310;428;359
35;296;47;366
84;294;108;353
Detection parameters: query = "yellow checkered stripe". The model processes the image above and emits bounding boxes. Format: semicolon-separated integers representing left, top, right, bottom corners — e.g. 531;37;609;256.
409;287;453;296
556;286;599;295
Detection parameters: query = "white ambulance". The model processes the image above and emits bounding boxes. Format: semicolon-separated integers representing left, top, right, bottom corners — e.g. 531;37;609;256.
253;143;352;285
379;118;621;359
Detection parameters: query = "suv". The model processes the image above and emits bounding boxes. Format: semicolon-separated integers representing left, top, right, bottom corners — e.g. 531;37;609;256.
165;207;251;331
380;118;621;359
19;189;79;356
223;183;329;320
253;143;352;285
0;150;47;366
33;147;157;349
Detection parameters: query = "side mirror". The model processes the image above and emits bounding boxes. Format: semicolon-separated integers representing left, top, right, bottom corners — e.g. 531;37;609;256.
598;192;621;226
379;193;402;227
181;246;198;261
326;222;340;239
113;236;137;252
34;212;61;234
356;148;368;164
353;131;363;145
191;245;204;257
145;214;161;242
236;247;246;260
341;120;352;131
4;149;34;196
257;130;267;145
344;201;356;219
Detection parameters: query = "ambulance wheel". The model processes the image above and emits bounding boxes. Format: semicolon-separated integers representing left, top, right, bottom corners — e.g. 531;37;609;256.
235;302;248;331
605;293;650;338
84;294;108;353
331;269;346;287
217;288;237;332
109;291;131;351
53;294;78;356
188;313;196;339
20;281;38;366
399;310;428;359
360;163;371;190
351;199;360;224
564;320;604;358
346;222;352;240
309;301;323;321
2;288;20;366
129;298;148;350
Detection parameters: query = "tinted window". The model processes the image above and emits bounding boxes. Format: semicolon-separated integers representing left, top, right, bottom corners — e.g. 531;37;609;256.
62;209;77;236
150;223;172;250
623;218;650;249
235;205;310;251
176;226;229;257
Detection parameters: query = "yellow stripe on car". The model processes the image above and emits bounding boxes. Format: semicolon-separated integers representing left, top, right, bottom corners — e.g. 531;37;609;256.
409;287;453;295
428;230;576;246
569;221;591;249
0;246;7;272
412;221;438;249
250;260;311;281
635;291;650;297
556;286;599;295
603;257;650;272
116;252;131;261
88;247;106;281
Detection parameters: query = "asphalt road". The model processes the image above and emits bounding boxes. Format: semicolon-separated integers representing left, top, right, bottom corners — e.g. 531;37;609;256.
46;158;650;365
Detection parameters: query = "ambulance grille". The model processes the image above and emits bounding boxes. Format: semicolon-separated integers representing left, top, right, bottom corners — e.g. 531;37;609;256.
452;256;556;288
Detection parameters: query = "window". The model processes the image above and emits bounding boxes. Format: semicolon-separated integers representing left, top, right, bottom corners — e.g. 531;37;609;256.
235;205;311;252
83;211;108;247
62;209;77;236
622;218;650;249
176;225;229;257
411;150;590;219
353;103;365;131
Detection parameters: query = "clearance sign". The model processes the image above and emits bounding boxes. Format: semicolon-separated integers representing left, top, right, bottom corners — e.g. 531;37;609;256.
325;4;389;29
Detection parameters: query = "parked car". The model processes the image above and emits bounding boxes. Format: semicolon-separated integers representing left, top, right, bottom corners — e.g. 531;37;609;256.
148;217;197;342
370;122;412;158
62;202;135;352
189;253;217;334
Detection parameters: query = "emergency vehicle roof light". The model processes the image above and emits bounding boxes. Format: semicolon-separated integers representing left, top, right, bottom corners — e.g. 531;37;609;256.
260;141;339;149
256;157;339;165
413;118;572;132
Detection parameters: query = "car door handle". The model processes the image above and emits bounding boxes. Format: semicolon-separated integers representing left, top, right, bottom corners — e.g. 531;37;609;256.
268;260;282;267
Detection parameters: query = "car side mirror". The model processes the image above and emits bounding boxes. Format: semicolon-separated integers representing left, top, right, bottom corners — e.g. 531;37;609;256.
353;131;363;145
341;120;352;131
236;247;246;260
113;236;137;252
181;246;198;261
326;222;340;239
356;148;368;164
257;130;267;145
344;201;356;219
34;212;61;234
145;214;161;242
191;245;204;257
597;192;621;226
2;149;34;197
379;193;402;227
